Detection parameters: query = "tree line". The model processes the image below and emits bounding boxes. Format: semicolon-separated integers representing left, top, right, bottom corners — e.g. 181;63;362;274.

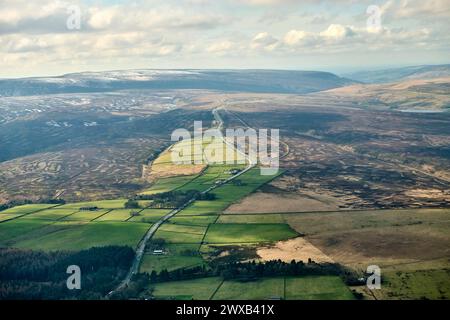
0;198;66;212
131;190;216;209
0;246;134;300
144;259;362;286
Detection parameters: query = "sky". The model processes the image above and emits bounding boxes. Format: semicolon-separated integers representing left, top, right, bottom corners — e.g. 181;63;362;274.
0;0;449;78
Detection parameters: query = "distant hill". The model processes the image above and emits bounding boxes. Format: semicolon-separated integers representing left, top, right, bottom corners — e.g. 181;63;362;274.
0;69;355;97
318;77;450;112
344;64;450;84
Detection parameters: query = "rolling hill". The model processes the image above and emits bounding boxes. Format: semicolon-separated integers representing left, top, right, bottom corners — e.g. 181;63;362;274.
0;69;355;96
344;64;450;84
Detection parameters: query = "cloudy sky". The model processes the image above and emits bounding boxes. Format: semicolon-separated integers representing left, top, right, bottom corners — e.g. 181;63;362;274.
1;0;449;78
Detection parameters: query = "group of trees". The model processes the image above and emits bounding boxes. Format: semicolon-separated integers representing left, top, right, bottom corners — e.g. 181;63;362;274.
124;199;141;209
0;246;135;300
133;190;215;209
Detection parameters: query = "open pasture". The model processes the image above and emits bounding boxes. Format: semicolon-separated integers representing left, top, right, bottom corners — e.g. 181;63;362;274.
59;199;128;209
128;209;172;223
93;209;137;222
168;214;218;226
11;221;151;251
284;276;354;300
0;218;55;245
217;214;284;224
204;223;297;244
0;204;57;216
62;209;110;221
154;223;207;244
25;208;79;220
151;277;223;300
140;254;205;273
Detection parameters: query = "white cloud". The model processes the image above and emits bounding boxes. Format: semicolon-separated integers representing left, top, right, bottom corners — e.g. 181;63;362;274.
251;32;279;51
320;24;355;40
283;30;309;45
0;0;448;77
207;40;234;53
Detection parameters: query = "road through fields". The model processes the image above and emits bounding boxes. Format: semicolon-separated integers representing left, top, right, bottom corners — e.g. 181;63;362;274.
111;107;256;294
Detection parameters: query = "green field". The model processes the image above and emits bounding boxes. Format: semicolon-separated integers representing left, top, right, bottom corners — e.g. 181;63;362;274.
154;230;205;244
285;276;354;300
24;208;79;220
178;200;229;216
59;199;128;209
128;209;172;223
204;223;297;244
217;214;284;224
140;254;205;273
0;219;54;244
93;209;137;222
177;165;244;193
140;174;199;195
377;269;450;300
212;277;284;300
151;277;223;300
168;215;218;226
0;204;57;215
0;213;23;222
12;221;151;251
62;209;110;221
150;276;354;300
153;221;208;244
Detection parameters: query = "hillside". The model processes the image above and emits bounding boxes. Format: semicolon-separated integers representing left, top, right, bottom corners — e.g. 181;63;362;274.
0;69;355;97
344;64;450;84
317;77;450;112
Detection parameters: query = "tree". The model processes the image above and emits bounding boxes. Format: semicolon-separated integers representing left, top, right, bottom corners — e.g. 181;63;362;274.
125;199;140;209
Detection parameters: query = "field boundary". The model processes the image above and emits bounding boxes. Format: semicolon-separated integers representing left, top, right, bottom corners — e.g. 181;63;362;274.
209;278;226;300
0;204;61;224
89;209;113;222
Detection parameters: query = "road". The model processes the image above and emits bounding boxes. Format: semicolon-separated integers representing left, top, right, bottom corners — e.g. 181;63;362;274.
111;107;255;294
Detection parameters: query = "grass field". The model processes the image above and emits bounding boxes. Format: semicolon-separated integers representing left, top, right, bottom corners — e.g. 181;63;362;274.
176;164;244;193
140;254;205;273
59;199;128;209
151;277;223;300
377;269;450;300
93;209;137;222
285;276;354;300
141;175;199;195
0;213;23;222
153;222;207;244
23;208;79;220
150;275;354;300
168;215;218;226
212;277;284;300
0;204;57;215
153;230;205;244
12;221;151;251
0;218;54;244
216;214;284;224
177;200;229;216
62;209;110;221
204;223;297;244
128;209;172;223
